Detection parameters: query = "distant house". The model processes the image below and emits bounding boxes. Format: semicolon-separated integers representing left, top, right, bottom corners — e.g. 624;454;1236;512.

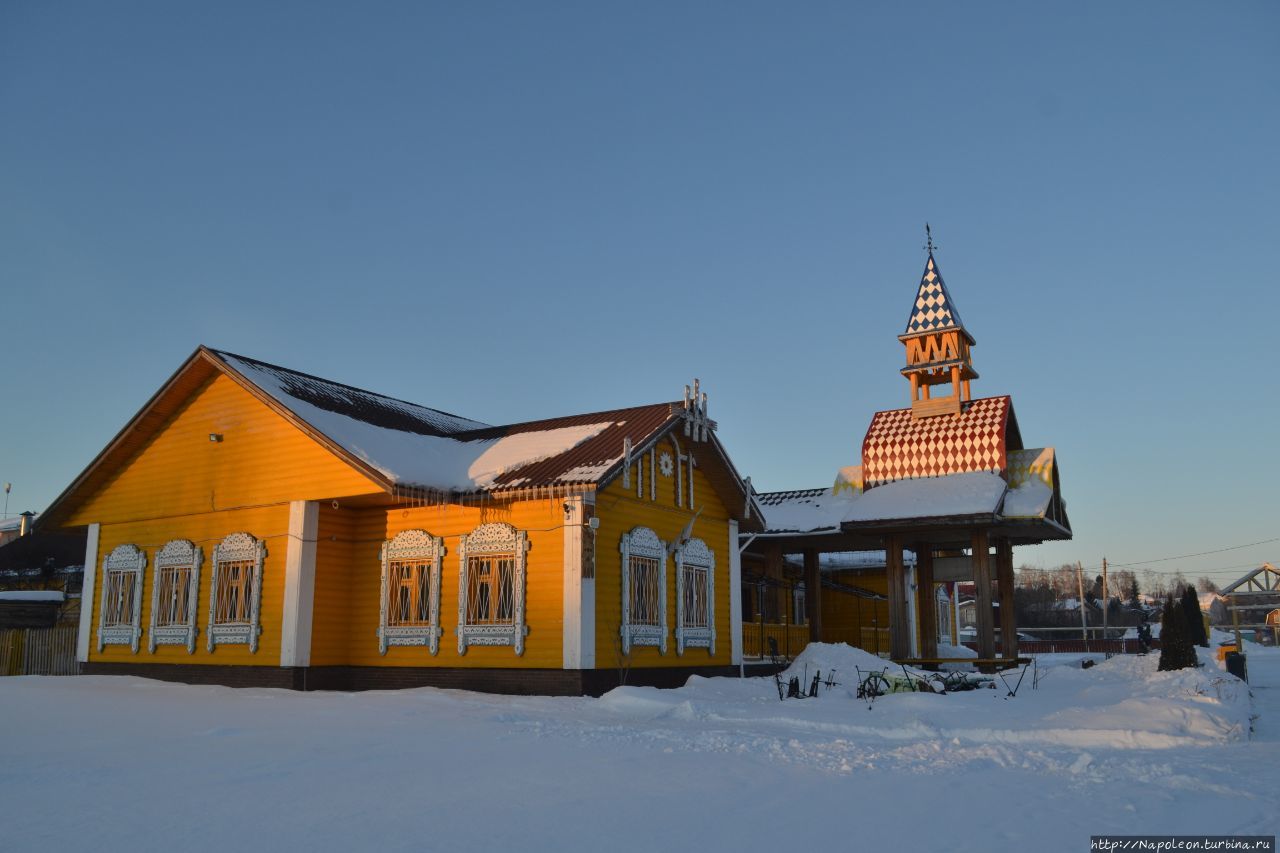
0;512;36;548
0;525;86;629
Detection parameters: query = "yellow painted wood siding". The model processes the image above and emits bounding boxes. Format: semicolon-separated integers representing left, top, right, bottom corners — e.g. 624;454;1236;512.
306;499;566;669
310;503;355;666
69;373;382;527
820;571;891;656
88;504;291;666
594;442;734;669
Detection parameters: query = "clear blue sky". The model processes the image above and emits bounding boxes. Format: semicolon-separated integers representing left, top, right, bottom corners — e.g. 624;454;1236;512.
2;2;1276;584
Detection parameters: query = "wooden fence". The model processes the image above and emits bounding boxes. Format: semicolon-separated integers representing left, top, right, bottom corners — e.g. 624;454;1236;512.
1;626;79;676
743;622;811;660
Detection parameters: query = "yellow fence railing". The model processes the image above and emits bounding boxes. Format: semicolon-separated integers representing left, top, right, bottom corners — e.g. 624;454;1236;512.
742;622;811;660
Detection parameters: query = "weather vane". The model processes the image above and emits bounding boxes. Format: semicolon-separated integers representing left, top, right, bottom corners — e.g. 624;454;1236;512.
924;222;937;254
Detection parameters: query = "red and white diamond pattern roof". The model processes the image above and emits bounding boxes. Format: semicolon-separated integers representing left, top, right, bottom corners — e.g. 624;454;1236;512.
861;396;1013;488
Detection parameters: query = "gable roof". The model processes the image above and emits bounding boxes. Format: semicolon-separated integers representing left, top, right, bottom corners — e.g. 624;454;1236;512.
861;396;1021;488
901;253;973;343
42;347;760;528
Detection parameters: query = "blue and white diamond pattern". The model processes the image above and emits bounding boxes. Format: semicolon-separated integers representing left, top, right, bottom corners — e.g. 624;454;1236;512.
905;256;964;335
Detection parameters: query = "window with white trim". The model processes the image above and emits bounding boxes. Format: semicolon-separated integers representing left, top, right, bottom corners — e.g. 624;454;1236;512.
457;522;528;655
206;532;266;653
619;526;667;654
379;529;443;655
149;539;202;653
98;544;145;653
675;537;715;655
793;583;807;626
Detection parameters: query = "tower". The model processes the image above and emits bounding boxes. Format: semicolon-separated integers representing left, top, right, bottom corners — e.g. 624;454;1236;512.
899;236;977;418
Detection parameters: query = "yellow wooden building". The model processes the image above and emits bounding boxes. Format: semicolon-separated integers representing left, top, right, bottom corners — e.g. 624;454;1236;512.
41;348;761;693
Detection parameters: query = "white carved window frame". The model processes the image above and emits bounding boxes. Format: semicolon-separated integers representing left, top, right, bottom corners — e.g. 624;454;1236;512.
97;543;145;654
675;537;715;656
619;526;667;655
148;539;202;654
206;532;266;653
379;529;444;655
457;522;528;655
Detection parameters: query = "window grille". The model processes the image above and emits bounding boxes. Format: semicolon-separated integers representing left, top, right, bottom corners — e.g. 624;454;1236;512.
675;537;715;655
97;544;145;653
378;530;443;654
206;532;266;653
619;526;667;654
149;539;202;653
457;523;528;655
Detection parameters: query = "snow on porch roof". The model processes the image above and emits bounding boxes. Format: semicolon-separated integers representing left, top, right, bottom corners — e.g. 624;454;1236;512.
212;349;681;494
756;452;1065;534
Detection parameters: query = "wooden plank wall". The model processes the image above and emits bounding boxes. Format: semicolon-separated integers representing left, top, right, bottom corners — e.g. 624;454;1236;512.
820;570;891;656
88;503;292;666
319;498;566;669
593;440;734;670
68;373;379;527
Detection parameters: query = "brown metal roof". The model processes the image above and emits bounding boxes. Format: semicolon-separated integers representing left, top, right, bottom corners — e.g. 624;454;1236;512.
473;403;678;489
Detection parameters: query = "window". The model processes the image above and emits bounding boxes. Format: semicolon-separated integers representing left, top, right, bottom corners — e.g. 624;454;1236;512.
98;544;145;653
379;530;443;654
457;523;527;655
675;537;715;655
206;532;266;653
793;583;808;626
619;526;667;654
149;539;202;653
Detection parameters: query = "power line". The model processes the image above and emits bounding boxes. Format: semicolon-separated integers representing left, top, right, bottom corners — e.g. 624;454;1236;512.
1106;537;1280;569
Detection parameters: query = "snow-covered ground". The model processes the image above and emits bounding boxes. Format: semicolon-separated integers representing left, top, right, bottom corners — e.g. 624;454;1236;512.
2;645;1277;852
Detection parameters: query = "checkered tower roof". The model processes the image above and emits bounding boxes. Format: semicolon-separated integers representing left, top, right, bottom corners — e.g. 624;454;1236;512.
903;253;972;341
860;396;1016;488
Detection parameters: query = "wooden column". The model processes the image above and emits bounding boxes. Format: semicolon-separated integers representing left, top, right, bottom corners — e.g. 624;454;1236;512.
804;548;822;643
886;535;911;660
971;529;995;660
996;538;1017;660
916;545;937;659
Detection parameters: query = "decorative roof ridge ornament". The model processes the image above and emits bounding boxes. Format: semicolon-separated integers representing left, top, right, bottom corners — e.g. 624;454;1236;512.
682;379;710;442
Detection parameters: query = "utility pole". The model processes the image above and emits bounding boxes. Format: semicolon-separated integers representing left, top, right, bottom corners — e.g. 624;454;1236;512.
3;483;9;519
1102;557;1109;644
1076;561;1089;651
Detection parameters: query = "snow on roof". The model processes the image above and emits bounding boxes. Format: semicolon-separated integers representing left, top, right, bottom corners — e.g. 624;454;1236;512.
212;349;682;493
216;350;490;436
755;488;860;534
1001;479;1053;518
843;471;1006;523
0;515;33;532
0;590;65;602
228;379;615;491
782;550;917;572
